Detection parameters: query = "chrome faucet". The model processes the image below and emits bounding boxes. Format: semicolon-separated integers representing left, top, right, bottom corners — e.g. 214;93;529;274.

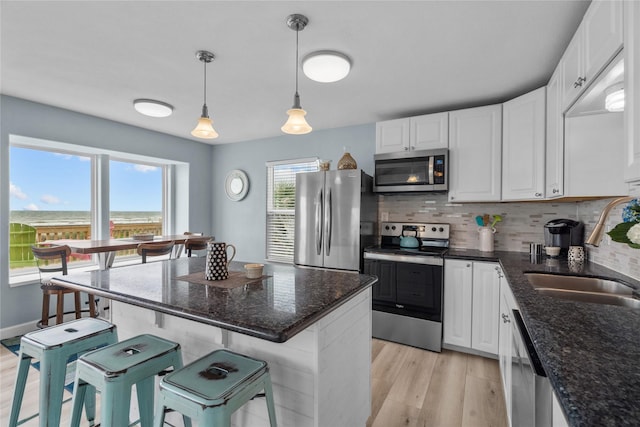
585;196;635;246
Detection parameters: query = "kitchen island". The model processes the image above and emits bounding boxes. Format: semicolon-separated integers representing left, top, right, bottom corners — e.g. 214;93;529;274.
52;257;376;427
447;249;640;426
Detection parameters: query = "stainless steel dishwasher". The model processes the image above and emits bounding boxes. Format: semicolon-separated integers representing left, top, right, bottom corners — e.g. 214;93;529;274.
511;309;552;427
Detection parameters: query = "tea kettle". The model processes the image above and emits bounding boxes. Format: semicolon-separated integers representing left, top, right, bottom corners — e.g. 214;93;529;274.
400;229;420;248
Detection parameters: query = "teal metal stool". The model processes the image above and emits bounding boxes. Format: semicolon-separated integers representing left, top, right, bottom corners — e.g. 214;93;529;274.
8;317;117;427
154;349;277;427
69;334;191;427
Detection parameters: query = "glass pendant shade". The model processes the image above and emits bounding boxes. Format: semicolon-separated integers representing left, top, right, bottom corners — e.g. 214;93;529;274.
191;115;219;139
282;108;312;134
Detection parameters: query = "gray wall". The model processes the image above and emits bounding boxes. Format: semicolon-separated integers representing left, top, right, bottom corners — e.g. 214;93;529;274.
210;124;376;263
1;95;214;329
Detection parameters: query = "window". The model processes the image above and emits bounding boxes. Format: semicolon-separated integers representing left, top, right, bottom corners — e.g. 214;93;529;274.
9;146;92;275
9;135;178;281
266;158;318;263
109;159;164;262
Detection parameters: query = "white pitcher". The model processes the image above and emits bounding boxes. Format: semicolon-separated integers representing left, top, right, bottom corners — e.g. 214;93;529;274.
478;227;496;252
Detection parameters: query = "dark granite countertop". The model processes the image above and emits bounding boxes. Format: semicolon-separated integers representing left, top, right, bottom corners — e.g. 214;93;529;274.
446;249;640;426
51;257;377;343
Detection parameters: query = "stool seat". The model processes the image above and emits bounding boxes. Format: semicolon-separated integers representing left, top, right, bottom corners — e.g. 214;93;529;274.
9;318;117;427
70;334;190;427
155;349;277;427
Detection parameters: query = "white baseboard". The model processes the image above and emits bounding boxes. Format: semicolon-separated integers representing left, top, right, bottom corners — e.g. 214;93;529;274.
0;320;38;340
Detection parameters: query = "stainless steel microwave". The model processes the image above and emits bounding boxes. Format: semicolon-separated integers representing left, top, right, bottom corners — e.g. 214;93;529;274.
373;148;448;193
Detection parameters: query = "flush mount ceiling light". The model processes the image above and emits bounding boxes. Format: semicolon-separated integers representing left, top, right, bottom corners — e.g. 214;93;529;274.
133;99;173;117
303;51;351;83
605;82;625;112
191;50;219;139
281;13;312;135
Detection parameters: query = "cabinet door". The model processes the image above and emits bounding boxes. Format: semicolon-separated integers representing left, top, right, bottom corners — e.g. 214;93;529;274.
560;27;585;111
624;0;640;182
375;118;410;154
499;281;515;425
546;67;564;198
502;87;546;201
367;259;396;302
583;0;623;84
448;105;502;202
411;112;449;150
443;260;472;348
471;262;500;355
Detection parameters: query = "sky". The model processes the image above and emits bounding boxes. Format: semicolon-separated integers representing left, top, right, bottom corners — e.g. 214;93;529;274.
9;146;162;211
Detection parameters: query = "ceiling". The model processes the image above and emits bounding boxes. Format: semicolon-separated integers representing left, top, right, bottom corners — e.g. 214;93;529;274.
0;1;591;145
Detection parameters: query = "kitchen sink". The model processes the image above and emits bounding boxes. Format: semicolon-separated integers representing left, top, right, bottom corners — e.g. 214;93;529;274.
524;273;634;295
535;288;640;308
525;272;640;308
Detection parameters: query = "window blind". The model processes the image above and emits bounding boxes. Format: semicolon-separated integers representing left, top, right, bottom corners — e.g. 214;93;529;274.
266;158;318;263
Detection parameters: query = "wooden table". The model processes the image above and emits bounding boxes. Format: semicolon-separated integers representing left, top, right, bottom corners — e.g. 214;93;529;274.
49;235;197;269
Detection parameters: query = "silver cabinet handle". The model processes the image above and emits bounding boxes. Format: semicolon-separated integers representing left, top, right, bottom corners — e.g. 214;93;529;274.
535;192;542;197
573;76;586;88
553;188;559;194
404;146;409;151
466;264;471;268
502;313;510;323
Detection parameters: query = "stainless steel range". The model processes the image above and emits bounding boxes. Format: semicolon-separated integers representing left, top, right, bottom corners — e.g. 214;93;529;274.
364;222;449;352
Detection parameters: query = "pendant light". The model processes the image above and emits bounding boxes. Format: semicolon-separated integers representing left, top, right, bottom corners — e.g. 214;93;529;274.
281;14;312;135
191;50;219;139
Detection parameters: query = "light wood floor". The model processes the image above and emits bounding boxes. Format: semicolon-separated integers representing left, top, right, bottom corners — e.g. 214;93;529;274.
367;339;508;427
1;339;507;427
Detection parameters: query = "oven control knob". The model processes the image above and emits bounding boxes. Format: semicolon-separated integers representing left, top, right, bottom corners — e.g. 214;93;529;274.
431;227;436;232
384;225;390;230
391;225;396;230
439;227;444;232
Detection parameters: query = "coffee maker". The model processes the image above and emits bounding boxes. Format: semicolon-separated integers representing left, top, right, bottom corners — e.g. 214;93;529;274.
544;219;584;255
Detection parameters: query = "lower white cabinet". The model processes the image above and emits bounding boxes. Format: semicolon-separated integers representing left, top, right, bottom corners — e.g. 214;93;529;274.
499;279;517;426
443;260;501;356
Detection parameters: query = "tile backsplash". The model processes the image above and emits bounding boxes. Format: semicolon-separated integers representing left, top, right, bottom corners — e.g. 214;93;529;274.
378;193;640;281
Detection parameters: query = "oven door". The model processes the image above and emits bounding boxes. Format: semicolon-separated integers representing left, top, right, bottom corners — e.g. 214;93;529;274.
395;263;442;320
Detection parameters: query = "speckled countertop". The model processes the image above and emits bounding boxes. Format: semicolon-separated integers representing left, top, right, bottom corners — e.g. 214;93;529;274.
447;249;640;427
51;257;376;343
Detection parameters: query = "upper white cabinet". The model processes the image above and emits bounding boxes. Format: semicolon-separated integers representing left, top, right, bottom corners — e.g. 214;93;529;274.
443;260;501;356
375;112;448;154
448;105;502;202
546;66;564;198
624;0;640;182
561;0;623;111
501;87;546;201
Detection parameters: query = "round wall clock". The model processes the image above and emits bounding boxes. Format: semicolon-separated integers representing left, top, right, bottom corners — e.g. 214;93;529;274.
224;169;249;201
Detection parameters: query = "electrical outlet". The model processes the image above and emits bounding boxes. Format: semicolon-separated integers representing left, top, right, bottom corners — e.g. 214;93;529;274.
381;212;389;221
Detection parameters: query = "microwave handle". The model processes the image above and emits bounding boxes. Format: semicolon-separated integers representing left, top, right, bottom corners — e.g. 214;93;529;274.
428;156;434;185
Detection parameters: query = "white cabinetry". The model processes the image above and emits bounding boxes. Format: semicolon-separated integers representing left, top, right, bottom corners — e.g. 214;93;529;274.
375;112;448;154
546;66;564;198
561;0;623;111
624;0;640;182
501;87;546;201
448;105;502;202
443;260;472;347
499;279;517;426
443;260;501;356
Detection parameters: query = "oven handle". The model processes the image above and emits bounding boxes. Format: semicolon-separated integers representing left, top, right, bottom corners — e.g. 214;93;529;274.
363;251;443;266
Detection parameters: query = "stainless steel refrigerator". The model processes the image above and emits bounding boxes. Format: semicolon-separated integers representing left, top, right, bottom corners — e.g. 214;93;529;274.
294;169;376;271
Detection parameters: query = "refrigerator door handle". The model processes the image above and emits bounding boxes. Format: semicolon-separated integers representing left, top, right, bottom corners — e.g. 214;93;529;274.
325;187;332;256
316;189;323;255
